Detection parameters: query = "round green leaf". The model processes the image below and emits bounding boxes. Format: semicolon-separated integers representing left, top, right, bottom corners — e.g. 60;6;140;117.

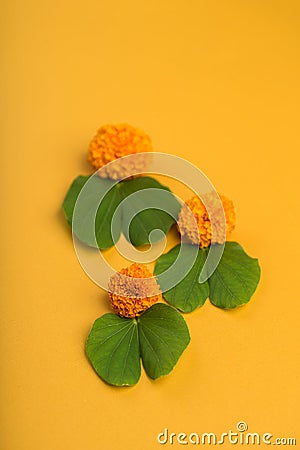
154;244;209;312
120;176;181;246
62;175;180;249
86;314;141;386
62;175;122;249
94;183;122;249
62;175;90;226
137;303;190;380
208;241;261;309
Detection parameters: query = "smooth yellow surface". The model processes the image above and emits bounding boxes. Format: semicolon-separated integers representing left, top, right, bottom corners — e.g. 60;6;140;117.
1;1;300;449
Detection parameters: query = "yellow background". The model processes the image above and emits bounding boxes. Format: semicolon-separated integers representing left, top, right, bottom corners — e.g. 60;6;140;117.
1;1;300;449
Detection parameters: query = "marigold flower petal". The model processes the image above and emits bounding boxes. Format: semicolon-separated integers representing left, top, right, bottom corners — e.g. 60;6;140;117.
108;263;162;318
177;192;235;248
88;123;152;180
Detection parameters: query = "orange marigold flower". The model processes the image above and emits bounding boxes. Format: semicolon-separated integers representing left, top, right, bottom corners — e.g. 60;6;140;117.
88;123;152;179
108;263;162;318
177;192;235;248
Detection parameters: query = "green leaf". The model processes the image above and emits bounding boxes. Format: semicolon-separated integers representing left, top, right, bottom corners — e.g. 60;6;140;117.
120;176;181;246
154;244;209;312
62;175;180;249
86;314;141;386
208;241;261;309
94;183;122;249
62;175;122;249
62;175;90;226
138;303;190;380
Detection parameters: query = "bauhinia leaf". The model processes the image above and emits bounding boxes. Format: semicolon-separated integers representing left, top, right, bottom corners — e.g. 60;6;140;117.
86;304;191;385
155;242;260;311
62;175;122;249
154;244;209;312
62;175;90;226
208;241;261;309
62;175;180;249
86;314;140;386
137;303;190;379
120;176;181;246
94;182;122;249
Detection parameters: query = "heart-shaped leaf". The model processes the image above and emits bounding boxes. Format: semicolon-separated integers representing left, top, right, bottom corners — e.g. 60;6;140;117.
94;182;122;249
62;175;91;226
208;242;261;308
138;303;190;379
120;177;180;246
86;304;190;385
62;175;180;249
62;175;122;248
154;244;209;312
86;314;140;386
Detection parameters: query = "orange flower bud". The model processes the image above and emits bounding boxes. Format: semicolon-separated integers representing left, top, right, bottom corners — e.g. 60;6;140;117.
88;124;152;179
177;193;235;248
108;263;162;318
